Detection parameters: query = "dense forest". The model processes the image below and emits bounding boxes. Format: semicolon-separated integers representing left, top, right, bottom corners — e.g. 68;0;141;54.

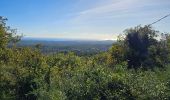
0;17;170;100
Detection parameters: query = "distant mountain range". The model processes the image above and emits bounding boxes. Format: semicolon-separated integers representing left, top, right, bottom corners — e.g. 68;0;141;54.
22;37;115;42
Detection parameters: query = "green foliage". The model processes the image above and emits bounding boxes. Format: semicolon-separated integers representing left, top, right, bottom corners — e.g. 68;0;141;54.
52;62;134;100
1;17;170;100
124;25;159;69
126;70;168;99
107;44;125;66
0;48;48;100
0;16;21;49
108;25;170;69
93;52;108;65
0;17;9;48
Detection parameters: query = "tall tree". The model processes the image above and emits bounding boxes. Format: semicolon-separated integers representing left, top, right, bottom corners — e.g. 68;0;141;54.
123;25;159;69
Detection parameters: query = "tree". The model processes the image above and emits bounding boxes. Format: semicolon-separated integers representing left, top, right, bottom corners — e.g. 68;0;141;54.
0;16;21;49
122;25;160;69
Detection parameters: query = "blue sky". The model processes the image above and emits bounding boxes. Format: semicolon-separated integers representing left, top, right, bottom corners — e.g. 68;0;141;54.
1;0;170;40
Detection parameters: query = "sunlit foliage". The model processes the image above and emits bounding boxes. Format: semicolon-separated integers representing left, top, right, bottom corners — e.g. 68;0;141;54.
0;17;170;100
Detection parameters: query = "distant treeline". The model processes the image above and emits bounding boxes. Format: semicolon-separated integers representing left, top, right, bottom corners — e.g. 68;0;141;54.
12;39;114;56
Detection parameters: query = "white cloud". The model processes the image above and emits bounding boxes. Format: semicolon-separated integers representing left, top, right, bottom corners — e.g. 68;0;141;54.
71;0;138;22
79;0;135;15
71;0;170;23
64;0;170;40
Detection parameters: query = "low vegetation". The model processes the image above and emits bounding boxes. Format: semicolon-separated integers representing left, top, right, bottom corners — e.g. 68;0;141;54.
1;17;170;100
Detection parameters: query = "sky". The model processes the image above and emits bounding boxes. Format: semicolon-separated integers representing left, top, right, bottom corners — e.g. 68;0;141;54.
0;0;170;40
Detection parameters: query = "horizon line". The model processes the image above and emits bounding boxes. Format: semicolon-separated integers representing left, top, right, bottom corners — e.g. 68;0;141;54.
22;36;117;41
